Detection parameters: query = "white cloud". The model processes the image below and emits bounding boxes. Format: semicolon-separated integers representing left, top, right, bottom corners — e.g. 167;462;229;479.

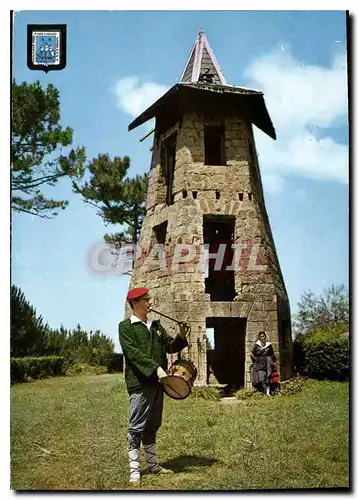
244;47;348;191
261;173;287;195
115;77;168;118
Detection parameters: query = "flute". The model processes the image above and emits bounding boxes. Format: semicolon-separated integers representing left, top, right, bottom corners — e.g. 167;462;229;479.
149;308;190;329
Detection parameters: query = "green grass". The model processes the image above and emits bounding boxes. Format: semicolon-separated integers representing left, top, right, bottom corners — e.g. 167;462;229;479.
11;374;349;491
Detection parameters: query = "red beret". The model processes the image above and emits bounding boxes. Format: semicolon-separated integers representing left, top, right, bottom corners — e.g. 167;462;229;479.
126;287;149;302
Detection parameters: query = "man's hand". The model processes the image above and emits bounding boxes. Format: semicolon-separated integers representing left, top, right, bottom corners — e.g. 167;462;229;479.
157;367;167;381
179;322;190;338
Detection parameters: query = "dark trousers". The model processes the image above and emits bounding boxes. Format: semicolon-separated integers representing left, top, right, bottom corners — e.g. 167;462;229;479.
128;384;164;449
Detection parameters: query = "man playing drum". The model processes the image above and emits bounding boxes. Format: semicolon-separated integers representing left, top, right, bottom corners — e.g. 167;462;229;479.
119;287;188;484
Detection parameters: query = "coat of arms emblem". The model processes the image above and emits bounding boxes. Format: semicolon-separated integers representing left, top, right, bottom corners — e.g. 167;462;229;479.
27;24;67;73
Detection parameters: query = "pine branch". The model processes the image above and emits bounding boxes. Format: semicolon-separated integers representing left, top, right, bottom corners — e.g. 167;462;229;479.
12;173;66;191
12;205;53;218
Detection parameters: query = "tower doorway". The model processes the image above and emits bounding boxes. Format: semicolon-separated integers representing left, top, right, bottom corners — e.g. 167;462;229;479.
206;317;247;388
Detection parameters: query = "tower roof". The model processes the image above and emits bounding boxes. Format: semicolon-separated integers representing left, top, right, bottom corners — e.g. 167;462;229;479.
128;30;276;140
128;83;276;139
180;29;227;85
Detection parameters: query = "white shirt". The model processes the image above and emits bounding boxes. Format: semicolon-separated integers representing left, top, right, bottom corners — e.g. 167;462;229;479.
130;314;153;331
256;340;271;349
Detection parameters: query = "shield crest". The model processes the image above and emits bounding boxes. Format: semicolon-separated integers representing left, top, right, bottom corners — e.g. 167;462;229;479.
27;24;67;73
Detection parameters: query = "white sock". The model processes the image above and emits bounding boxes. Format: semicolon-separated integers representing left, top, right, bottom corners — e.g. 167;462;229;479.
128;448;141;482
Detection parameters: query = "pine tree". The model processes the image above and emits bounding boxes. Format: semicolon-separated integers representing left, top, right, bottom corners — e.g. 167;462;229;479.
12;80;86;218
73;154;148;272
11;285;47;356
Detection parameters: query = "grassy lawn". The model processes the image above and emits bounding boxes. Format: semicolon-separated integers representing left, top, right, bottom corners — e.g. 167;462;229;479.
11;374;349;491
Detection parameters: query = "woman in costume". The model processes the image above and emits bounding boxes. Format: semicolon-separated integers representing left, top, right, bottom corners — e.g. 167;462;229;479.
250;331;277;396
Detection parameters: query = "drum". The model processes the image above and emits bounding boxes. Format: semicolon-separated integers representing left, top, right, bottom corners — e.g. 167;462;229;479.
161;360;198;400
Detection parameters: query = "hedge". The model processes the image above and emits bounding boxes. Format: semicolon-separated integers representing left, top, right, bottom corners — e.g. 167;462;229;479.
293;335;349;381
11;356;70;384
107;353;124;373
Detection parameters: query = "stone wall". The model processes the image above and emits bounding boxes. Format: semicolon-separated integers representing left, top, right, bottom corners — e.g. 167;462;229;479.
128;111;292;387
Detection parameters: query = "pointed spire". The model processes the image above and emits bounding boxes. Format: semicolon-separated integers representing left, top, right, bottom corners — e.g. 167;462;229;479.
180;29;227;85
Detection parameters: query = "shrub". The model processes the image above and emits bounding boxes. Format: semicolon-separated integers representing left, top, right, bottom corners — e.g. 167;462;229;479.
235;387;263;400
234;380;305;399
65;363;83;376
293;328;349;381
66;363;108;376
191;386;221;401
11;357;29;383
278;377;305;396
303;338;348;381
107;353;124;373
11;356;70;384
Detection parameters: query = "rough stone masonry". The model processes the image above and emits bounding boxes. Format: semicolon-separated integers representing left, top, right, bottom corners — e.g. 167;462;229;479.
124;30;293;388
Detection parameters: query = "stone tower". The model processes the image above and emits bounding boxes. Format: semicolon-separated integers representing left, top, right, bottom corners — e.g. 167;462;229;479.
125;29;293;387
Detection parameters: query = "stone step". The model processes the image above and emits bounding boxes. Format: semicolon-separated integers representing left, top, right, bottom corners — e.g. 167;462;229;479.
220;396;238;403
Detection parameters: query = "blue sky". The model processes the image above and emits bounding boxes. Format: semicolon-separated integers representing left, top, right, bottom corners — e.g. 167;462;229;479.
12;11;348;352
